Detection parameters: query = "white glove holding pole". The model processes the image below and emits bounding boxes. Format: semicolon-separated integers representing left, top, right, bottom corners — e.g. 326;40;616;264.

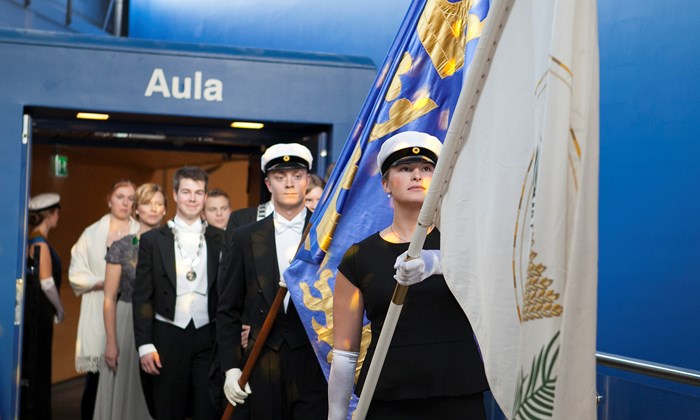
224;368;251;405
40;277;64;323
393;250;442;286
328;349;358;420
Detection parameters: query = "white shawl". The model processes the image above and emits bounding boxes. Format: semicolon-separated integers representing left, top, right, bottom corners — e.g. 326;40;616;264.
69;214;139;372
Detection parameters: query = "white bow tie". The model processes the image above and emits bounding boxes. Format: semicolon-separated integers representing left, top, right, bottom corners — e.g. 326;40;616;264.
275;217;304;235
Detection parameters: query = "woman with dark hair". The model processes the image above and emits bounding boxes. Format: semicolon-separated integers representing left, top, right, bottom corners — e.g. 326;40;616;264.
69;179;139;420
95;183;166;419
328;132;489;419
305;174;326;212
20;193;64;420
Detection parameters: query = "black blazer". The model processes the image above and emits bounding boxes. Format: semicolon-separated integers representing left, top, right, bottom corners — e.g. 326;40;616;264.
133;223;224;349
216;211;312;372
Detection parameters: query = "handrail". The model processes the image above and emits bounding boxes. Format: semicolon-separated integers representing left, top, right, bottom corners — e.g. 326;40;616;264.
597;352;700;387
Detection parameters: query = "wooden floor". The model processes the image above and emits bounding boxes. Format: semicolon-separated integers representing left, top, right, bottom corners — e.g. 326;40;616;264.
52;377;83;420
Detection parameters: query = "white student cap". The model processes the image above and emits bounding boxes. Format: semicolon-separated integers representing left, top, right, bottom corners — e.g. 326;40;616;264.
376;131;442;175
29;193;61;211
261;143;313;174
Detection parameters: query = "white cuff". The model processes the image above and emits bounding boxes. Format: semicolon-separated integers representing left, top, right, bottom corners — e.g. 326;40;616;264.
39;276;56;291
138;344;157;358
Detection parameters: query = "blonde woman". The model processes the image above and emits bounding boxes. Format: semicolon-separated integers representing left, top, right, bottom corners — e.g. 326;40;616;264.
329;132;489;419
69;180;139;420
94;183;166;419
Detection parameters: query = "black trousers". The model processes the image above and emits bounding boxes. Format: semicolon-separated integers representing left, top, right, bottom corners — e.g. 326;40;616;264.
152;321;215;420
244;340;328;420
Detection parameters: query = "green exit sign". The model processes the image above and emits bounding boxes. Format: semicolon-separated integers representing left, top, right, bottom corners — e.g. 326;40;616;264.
53;155;68;178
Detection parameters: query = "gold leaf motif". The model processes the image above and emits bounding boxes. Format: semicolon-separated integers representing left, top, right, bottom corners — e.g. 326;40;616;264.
522;250;563;322
302;267;372;383
315;142;362;251
385;53;413;102
369;97;438;141
418;0;483;79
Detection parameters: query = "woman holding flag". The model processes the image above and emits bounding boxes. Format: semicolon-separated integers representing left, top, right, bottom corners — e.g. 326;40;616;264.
328;131;489;419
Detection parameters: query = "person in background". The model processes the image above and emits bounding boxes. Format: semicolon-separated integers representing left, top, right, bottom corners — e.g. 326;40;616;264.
328;132;489;419
217;143;328;419
304;174;326;212
203;188;232;230
20;193;64;420
95;183;167;420
228;200;273;230
133;167;224;420
69;180;139;420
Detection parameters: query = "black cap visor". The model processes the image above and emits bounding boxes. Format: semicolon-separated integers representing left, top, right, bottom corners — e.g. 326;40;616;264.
264;155;310;173
381;147;438;175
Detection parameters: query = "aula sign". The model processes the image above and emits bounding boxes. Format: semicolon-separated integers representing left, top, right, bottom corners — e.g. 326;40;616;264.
144;68;223;101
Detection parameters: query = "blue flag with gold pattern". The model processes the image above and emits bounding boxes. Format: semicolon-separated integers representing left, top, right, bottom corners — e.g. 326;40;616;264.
284;0;490;401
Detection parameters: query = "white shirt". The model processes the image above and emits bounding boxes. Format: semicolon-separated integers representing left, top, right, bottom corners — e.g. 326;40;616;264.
273;208;306;310
139;216;210;358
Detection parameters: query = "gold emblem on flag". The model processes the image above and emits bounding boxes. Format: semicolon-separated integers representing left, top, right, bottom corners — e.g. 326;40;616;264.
522;249;562;321
417;0;485;78
301;267;372;381
513;150;563;323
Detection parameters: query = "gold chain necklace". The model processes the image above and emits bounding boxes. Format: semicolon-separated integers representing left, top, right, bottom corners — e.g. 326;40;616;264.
390;225;409;243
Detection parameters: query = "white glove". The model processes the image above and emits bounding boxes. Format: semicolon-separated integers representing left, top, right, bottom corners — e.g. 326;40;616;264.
328;349;358;420
393;250;442;286
279;273;287;289
40;277;64;323
224;368;251;405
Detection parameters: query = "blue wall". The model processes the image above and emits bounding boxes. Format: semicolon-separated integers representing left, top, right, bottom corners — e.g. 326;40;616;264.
597;0;700;372
129;0;411;69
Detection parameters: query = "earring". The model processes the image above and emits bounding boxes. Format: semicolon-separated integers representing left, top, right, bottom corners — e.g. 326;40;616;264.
387;193;392;198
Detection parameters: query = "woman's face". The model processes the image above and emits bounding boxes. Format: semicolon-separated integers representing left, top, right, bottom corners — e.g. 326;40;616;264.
383;161;434;206
48;208;60;228
136;191;166;228
109;185;136;221
304;186;323;212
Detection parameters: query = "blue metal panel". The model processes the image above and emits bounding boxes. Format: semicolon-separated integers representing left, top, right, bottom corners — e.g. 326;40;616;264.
0;28;376;418
0;105;29;420
597;0;700;373
128;0;411;68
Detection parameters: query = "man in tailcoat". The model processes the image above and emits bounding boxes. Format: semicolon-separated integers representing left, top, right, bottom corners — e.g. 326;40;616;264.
217;143;328;419
133;166;224;419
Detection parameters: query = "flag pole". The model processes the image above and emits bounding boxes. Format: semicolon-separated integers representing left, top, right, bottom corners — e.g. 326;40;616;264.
221;286;287;420
352;2;514;418
221;224;312;420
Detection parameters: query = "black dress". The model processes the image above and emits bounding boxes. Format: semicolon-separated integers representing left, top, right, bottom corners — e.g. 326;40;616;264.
20;233;62;420
338;230;489;419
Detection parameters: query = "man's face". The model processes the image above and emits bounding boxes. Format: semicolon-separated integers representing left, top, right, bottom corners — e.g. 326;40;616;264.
265;168;309;212
203;196;231;229
173;178;207;222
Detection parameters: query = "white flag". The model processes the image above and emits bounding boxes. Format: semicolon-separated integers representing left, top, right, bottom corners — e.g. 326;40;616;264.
439;0;599;418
